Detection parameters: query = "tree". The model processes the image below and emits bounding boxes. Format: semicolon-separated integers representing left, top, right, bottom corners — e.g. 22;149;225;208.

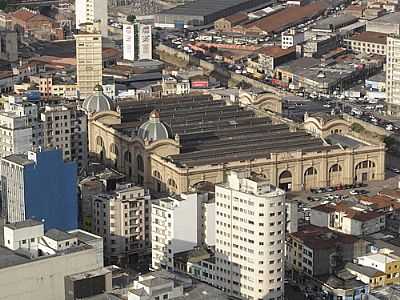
127;15;136;23
383;135;397;152
351;123;364;133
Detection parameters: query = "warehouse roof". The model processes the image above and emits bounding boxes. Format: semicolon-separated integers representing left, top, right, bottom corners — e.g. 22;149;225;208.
244;1;328;33
159;0;262;17
313;14;358;30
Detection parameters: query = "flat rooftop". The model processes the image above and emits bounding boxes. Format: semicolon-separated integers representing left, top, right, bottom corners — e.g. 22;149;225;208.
4;219;42;230
115;95;339;167
313;14;358;30
368;11;400;24
347;31;387;45
3;154;33;166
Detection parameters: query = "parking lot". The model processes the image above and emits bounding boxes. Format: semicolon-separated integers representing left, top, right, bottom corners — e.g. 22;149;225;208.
287;171;400;212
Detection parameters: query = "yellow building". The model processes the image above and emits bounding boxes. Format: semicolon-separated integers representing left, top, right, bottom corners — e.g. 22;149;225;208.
358;253;400;286
75;22;103;99
88;95;385;194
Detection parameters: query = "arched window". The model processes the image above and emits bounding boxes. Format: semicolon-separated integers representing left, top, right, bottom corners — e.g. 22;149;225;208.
304;167;317;176
153;170;161;179
356;160;375;170
137;155;144;172
110;143;119;156
96;136;104;147
329;164;342;173
168;178;177;188
124;151;131;163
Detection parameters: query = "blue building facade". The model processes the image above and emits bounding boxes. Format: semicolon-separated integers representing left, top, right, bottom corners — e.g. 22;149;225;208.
13;149;77;230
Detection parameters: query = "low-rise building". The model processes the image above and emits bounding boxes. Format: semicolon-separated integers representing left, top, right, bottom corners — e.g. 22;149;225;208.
303;112;351;138
255;46;297;76
366;12;400;35
0;220;103;300
281;28;305;49
322;270;369;300
344;31;387;56
357;253;400;285
214;13;248;32
345;262;386;289
287;225;368;276
310;202;386;236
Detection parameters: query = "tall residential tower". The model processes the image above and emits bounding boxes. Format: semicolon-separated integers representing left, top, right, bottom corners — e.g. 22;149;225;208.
75;22;103;99
215;170;285;300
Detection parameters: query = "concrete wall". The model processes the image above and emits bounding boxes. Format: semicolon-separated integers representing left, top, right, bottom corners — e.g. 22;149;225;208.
0;248;101;300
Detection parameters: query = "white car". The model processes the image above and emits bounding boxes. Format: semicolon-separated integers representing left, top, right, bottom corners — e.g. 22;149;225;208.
349;190;359;195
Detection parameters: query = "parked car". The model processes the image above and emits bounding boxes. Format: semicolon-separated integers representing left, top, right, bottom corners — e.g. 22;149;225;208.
349;190;359;195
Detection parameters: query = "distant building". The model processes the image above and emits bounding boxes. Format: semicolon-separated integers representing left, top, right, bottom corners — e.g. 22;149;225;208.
344;31;387;56
386;36;400;116
123;20;152;61
40;103;88;169
75;0;108;37
0;111;32;158
287;225;368;276
310;202;386;236
215;170;285;300
75;22;103;99
281;28;305;49
214;12;248;32
358;253;400;285
322;270;369;300
366;12;400;35
0;30;17;62
1;148;78;230
1;220;103;300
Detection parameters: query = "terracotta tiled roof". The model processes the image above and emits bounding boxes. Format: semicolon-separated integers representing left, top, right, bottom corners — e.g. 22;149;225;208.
291;225;360;250
257;46;296;58
11;8;37;22
348;31;387;45
244;1;328;33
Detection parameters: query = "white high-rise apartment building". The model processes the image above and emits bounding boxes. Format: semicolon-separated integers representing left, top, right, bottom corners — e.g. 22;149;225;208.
123;21;152;61
0;112;32;158
387;36;400;116
151;193;210;271
75;22;103;99
75;0;108;37
215;170;285;300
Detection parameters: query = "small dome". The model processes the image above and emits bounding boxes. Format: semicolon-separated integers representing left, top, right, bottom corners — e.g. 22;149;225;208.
138;110;171;142
82;85;113;113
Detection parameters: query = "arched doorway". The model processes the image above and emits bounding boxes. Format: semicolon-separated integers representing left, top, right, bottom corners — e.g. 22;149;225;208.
303;167;318;190
153;170;163;192
96;136;105;161
328;163;342;186
279;170;292;191
355;160;376;183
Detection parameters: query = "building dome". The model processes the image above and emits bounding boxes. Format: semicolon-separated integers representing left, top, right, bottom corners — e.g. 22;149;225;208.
138;110;171;142
82;85;113;113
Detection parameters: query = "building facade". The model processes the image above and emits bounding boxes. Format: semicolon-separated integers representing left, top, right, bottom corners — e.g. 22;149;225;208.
75;0;108;37
1;148;78;230
0;220;103;300
75;22;103;99
215;171;285;300
386;35;400;116
123;21;152;61
91;184;152;266
151;192;206;271
88;95;385;194
40;104;88;169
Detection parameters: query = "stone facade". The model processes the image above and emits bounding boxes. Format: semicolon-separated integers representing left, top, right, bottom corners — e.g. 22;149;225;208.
88;111;385;193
